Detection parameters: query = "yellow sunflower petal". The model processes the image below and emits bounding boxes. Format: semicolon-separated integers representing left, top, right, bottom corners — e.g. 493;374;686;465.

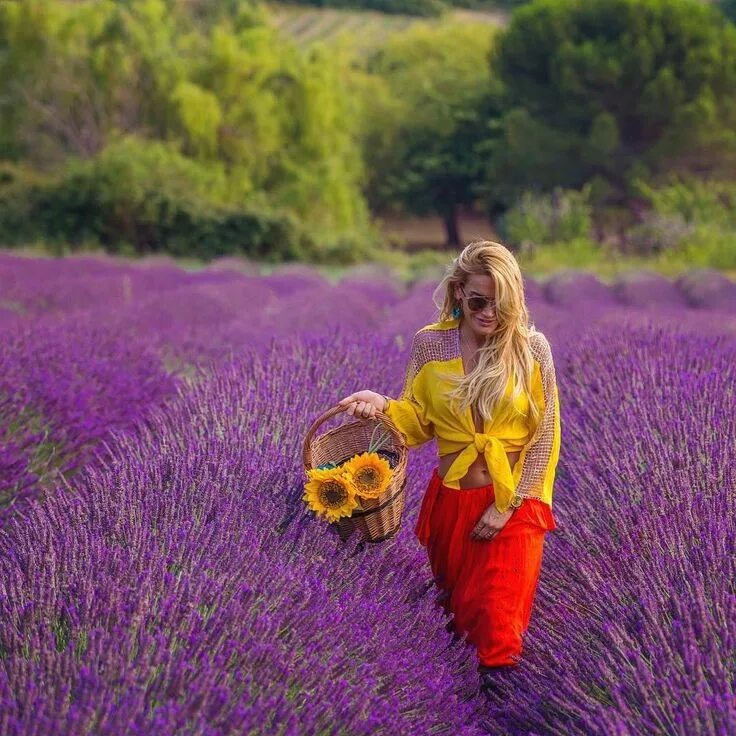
303;469;358;522
306;466;341;483
341;452;393;499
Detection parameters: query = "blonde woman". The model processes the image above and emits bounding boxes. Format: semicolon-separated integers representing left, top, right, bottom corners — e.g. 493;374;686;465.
338;240;561;693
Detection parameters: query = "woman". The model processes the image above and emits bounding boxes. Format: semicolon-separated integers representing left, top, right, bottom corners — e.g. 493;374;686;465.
338;240;561;693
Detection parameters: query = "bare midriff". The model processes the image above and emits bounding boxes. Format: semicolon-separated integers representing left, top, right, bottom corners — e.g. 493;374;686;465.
437;448;522;489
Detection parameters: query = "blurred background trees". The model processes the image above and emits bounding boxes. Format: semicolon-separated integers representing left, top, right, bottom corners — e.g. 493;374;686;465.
485;0;736;206
1;0;736;269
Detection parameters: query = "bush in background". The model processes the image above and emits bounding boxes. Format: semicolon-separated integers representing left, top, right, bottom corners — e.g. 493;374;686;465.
0;138;382;264
630;178;736;269
623;212;694;257
499;185;593;249
0;163;50;246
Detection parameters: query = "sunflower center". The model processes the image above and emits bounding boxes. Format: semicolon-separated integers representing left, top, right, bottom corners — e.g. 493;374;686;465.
355;467;381;491
319;481;348;509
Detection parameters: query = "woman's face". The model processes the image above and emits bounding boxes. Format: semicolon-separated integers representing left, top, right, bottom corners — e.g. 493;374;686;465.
454;273;498;337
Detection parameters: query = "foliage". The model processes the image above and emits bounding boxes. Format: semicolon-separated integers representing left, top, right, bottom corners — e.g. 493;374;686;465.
633;177;736;227
0;138;315;261
0;163;50;246
515;236;604;274
672;224;736;270
500;185;594;247
362;21;498;242
483;0;736;209
719;0;736;22
0;0;377;260
4;0;736;262
629;176;736;267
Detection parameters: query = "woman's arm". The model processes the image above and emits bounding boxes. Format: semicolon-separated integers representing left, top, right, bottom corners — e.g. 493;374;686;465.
381;330;434;448
338;331;435;448
511;332;561;505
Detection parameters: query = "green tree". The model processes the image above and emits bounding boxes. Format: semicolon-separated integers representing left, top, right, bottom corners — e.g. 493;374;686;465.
0;0;378;258
189;24;373;240
719;0;736;22
0;0;187;163
483;0;736;209
362;20;498;245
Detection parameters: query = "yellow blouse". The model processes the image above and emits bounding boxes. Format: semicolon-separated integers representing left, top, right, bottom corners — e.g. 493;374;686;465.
383;317;561;514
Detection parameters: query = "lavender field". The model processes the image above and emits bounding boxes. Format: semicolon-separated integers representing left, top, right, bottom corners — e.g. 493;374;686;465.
1;252;735;735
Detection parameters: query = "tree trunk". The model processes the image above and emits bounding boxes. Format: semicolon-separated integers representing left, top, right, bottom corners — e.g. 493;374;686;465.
441;201;461;247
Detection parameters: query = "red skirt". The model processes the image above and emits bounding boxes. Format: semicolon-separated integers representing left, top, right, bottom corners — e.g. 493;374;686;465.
415;467;557;668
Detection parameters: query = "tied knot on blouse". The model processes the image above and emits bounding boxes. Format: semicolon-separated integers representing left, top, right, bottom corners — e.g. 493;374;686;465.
440;431;525;511
473;432;498;454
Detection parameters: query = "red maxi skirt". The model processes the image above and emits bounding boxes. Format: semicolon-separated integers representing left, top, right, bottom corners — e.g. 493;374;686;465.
416;467;557;668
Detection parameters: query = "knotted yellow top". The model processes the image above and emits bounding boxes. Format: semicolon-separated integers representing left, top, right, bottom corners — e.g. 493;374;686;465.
383;317;560;513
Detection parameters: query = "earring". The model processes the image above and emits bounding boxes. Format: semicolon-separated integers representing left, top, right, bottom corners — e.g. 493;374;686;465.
451;304;461;319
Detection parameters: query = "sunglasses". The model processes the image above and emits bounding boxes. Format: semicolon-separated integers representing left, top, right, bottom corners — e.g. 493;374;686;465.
459;285;497;313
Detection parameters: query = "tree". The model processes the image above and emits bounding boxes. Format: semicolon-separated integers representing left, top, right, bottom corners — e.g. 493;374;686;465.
362;20;498;246
719;0;736;23
0;0;376;254
482;0;736;209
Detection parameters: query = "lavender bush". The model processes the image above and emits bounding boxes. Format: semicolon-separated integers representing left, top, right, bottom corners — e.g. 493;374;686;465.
0;316;178;520
0;252;734;734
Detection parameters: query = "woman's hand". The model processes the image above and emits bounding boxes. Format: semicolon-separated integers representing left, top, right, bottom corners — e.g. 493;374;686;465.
470;503;514;541
337;390;387;418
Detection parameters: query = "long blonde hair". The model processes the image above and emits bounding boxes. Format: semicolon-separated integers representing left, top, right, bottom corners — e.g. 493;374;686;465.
433;240;541;426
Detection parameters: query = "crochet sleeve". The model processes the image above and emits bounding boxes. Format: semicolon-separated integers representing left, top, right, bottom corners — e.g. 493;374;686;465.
383;331;435;449
514;332;561;502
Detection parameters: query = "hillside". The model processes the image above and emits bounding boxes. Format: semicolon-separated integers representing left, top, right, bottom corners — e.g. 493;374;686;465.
265;3;509;48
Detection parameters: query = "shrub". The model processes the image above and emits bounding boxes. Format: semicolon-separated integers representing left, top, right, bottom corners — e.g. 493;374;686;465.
0;163;50;246
501;185;593;248
623;212;694;257
633;178;736;228
631;178;736;268
669;225;736;271
0;139;316;262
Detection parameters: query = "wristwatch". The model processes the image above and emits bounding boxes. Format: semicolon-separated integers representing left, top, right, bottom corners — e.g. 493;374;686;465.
509;494;523;509
498;495;523;513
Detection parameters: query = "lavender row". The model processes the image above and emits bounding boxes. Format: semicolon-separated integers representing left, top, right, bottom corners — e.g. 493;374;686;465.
0;334;485;735
2;254;735;333
1;252;735;733
0;317;180;521
2;322;734;733
483;324;736;734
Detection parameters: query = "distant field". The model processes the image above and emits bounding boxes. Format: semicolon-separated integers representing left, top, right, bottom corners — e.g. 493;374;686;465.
264;3;509;49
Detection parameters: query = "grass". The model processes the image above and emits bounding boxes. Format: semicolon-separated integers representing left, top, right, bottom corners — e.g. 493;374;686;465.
515;238;736;283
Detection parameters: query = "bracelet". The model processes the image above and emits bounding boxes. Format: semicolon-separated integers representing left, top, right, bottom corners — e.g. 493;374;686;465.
381;394;391;411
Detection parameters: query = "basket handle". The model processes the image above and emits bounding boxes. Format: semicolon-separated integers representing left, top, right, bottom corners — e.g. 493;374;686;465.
302;404;406;471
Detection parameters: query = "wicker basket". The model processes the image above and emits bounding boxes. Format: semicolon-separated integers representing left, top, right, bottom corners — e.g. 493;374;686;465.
302;405;408;543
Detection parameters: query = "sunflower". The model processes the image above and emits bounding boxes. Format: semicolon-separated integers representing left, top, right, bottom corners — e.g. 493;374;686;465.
342;452;392;499
303;467;359;522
